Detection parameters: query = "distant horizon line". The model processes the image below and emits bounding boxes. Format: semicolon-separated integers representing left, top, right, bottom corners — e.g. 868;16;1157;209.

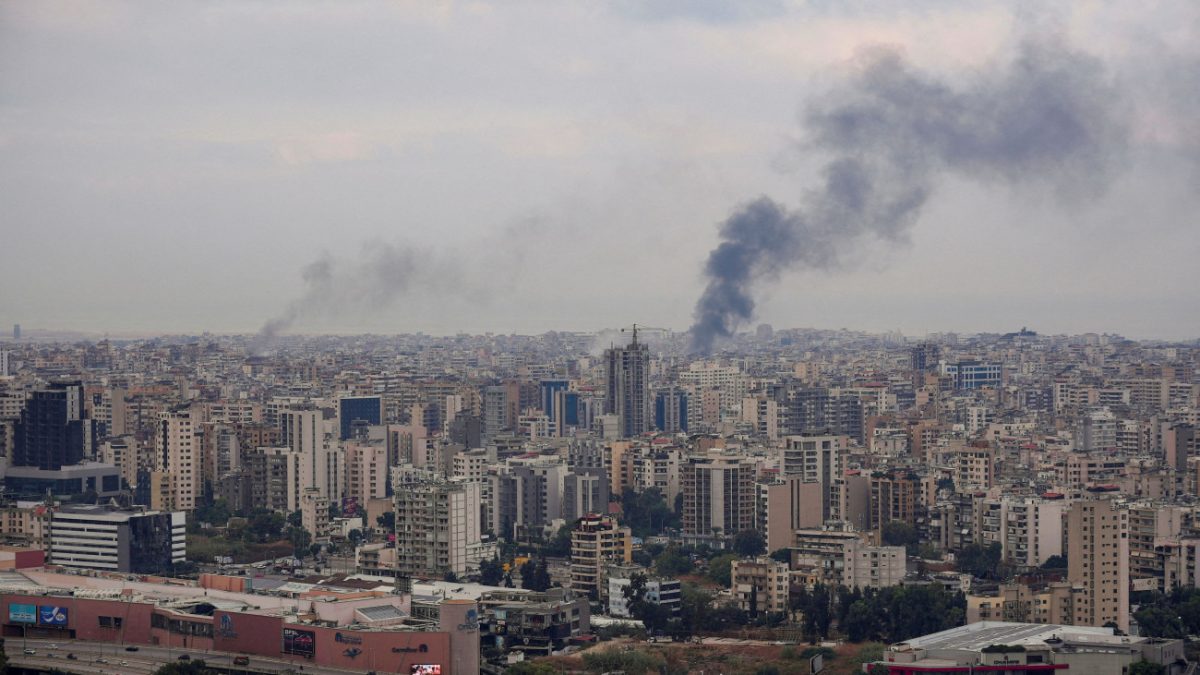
1;325;1194;344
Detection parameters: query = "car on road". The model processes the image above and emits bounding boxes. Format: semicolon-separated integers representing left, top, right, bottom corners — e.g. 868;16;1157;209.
234;656;250;665
67;654;77;660
120;660;129;666
22;649;35;655
125;645;139;651
48;643;58;649
95;657;109;664
178;654;191;661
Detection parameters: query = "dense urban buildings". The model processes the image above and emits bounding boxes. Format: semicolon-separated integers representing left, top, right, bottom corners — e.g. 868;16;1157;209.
1;325;1199;669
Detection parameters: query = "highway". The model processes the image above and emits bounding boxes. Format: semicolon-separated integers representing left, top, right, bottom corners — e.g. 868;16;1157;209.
6;637;379;675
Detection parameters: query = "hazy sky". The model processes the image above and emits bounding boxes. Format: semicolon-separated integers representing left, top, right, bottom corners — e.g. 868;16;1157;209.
2;1;1198;340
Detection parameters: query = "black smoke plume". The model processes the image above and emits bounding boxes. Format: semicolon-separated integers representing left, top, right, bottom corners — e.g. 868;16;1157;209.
250;241;436;354
689;37;1129;353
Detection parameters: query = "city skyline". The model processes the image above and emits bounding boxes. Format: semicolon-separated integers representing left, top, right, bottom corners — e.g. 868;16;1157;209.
3;2;1199;342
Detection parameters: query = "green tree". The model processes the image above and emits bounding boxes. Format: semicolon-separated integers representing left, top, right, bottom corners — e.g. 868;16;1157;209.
479;555;505;586
956;542;1006;580
534;557;552;591
733;529;767;557
504;662;559;675
619;487;681;538
520;558;552;592
287;510;303;528
1129;661;1166;675
194;499;232;527
881;521;921;554
153;660;216;675
376;511;395;531
288;527;312;558
1041;554;1067;569
545;522;574;557
624;573;672;633
1134;606;1185;639
707;553;739;587
245;509;285;542
654;545;693;576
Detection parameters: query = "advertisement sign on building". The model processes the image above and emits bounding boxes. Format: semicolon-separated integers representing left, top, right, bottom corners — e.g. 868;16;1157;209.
282;627;316;657
8;604;36;624
38;606;69;626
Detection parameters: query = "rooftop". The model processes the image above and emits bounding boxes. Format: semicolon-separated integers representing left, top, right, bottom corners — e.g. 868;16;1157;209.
897;622;1130;652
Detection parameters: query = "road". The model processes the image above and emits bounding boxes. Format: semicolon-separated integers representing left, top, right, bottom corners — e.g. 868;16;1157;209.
7;637;377;675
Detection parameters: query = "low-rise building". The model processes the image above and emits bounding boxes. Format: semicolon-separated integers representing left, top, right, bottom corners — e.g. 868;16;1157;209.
881;621;1186;675
49;505;185;573
732;557;791;615
569;513;631;600
606;564;681;619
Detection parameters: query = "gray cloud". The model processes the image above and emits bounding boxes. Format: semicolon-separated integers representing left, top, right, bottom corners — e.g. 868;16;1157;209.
689;35;1130;353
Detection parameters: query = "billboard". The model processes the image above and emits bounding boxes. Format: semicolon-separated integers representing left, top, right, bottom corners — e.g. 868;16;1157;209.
8;604;36;624
282;627;316;657
411;667;442;675
38;606;69;626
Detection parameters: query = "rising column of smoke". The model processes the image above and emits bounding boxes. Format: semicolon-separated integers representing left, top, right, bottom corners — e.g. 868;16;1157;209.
688;37;1129;354
249;241;431;354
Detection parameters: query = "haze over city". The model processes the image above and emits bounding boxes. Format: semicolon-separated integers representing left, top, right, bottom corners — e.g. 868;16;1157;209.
3;1;1200;341
5;4;1200;673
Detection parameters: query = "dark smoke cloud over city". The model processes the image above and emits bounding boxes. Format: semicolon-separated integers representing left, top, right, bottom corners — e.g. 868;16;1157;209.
689;36;1130;353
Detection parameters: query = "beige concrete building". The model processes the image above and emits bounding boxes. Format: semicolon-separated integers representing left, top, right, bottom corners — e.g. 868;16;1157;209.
732;557;791;615
344;442;389;503
843;543;906;589
300;487;331;541
569;514;631;600
757;475;823;552
681;454;756;547
394;480;484;579
154;409;198;511
1067;499;1129;630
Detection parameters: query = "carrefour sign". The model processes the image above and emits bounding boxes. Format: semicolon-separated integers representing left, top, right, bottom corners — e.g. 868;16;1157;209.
38;606;69;626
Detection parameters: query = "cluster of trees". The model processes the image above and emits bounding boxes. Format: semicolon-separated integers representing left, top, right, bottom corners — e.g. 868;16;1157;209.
619;487;681;538
153;661;215;675
786;583;966;643
520;558;553;592
835;584;966;643
193;504;320;559
955;542;1010;580
1133;587;1200;638
638;534;765;586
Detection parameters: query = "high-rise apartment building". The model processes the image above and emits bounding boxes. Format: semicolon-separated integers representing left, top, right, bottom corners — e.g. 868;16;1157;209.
604;332;650;438
482;385;508;442
1067;499;1129;630
282;407;341;503
12;381;89;470
783;433;843;520
344;442;389;503
153;409;198;511
338;396;382;441
569;514;631;600
394;480;483;578
654;387;689;433
870;469;921;530
681;455;755;547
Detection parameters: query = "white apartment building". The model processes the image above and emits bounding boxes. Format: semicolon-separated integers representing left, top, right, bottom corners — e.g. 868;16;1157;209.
50;505;185;573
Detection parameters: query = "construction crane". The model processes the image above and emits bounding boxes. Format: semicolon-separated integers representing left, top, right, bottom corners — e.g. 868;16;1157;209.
619;324;670;345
